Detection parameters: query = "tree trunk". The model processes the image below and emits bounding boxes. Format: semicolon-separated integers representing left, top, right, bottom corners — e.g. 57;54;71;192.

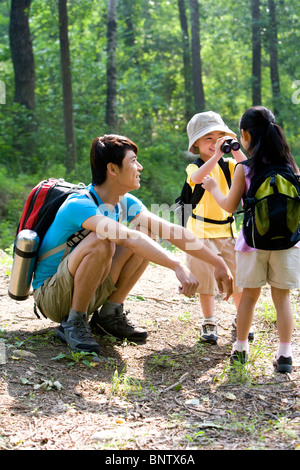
177;0;193;121
251;0;261;106
121;0;135;49
58;0;77;174
9;0;35;109
9;0;36;173
268;0;282;125
106;0;117;131
189;0;205;113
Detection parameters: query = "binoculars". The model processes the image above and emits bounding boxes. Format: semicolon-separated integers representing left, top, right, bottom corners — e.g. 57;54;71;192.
221;138;240;154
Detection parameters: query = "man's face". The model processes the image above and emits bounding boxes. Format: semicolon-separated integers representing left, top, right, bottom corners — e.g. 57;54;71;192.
117;149;143;191
194;131;225;160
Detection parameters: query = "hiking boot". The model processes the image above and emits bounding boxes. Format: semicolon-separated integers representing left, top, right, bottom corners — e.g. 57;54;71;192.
199;322;218;345
232;315;255;341
273;355;293;374
90;305;148;342
56;315;100;354
230;349;248;365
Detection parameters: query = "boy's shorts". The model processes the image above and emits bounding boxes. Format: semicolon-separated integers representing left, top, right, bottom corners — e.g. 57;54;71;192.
33;255;117;323
186;237;242;295
236;246;300;289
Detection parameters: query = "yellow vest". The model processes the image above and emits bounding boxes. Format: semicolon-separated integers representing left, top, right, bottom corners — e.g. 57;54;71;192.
186;158;237;239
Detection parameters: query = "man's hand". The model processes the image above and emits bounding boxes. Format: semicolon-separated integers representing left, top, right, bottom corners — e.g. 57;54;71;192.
214;259;233;301
174;263;199;297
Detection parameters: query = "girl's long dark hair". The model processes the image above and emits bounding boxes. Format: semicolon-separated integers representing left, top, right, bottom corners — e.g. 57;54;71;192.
239;106;299;176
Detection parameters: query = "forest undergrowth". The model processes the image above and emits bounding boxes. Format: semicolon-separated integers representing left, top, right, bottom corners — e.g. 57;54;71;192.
0;249;299;451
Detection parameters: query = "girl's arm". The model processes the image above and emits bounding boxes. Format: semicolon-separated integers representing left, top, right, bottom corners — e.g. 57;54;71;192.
202;163;246;213
231;147;247;163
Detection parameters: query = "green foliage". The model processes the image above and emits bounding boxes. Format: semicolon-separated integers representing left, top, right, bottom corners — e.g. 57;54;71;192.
0;0;299;249
110;366;143;398
51;350;99;368
0;163;69;249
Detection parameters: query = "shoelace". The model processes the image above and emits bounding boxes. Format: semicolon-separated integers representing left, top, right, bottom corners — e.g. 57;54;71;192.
203;323;216;332
116;309;135;327
71;317;95;340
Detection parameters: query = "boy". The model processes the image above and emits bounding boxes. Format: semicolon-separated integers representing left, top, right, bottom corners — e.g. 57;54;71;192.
185;111;252;344
33;134;233;354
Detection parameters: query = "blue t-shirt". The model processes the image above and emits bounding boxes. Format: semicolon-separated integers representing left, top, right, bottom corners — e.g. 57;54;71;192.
33;184;146;289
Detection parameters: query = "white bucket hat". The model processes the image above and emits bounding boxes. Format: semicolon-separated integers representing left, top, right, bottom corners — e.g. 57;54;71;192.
187;111;236;154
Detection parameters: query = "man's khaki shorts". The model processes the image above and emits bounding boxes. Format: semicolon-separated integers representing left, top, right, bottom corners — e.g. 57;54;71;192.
186;237;242;295
236;246;300;289
33;255;117;323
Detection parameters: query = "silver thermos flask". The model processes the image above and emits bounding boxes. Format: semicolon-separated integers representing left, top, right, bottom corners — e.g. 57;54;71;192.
8;229;40;301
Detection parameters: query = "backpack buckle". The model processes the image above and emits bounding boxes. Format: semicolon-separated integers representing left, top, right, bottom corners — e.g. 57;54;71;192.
66;229;90;248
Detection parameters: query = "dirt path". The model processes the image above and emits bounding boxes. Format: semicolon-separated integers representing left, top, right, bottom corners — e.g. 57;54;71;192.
0;250;299;451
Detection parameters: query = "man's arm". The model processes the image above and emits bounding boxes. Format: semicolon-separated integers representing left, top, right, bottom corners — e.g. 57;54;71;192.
131;210;233;300
82;214;199;297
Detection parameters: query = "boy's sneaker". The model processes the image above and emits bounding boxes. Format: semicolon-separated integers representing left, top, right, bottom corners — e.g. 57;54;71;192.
273;355;293;374
232;315;255;341
230;349;248;365
199;322;218;345
56;315;100;354
90;305;148;342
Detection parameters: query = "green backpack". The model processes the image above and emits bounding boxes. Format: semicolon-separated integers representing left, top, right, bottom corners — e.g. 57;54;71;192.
242;163;300;250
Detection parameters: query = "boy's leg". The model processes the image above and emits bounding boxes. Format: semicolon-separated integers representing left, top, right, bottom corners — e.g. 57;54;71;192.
199;294;218;344
186;247;218;344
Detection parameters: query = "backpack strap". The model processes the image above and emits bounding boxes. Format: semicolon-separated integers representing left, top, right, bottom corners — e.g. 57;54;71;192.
189;157;206;205
189;158;232;215
38;190;98;263
190;158;235;235
218;158;232;189
190;157;232;206
175;157;233;227
117;199;126;223
38;229;91;262
191;214;235;225
38;191;127;263
175;158;205;226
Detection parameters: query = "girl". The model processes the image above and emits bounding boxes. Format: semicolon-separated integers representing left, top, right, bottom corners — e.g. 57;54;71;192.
202;106;300;373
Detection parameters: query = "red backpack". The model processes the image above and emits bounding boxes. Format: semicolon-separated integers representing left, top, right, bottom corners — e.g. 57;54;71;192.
9;179;97;303
17;178;97;242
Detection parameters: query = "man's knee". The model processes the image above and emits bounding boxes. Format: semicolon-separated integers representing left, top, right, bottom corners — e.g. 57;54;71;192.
69;232;115;274
88;233;116;261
